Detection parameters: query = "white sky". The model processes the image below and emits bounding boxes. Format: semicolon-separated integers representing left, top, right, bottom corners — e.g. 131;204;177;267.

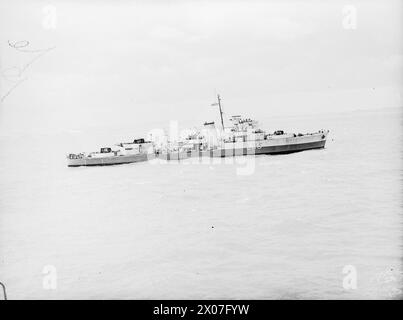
0;0;402;133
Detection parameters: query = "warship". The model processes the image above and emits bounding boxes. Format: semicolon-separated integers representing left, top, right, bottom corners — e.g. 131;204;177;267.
67;95;329;167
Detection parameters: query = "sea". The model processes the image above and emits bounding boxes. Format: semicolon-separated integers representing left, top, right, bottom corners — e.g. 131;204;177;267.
0;107;402;299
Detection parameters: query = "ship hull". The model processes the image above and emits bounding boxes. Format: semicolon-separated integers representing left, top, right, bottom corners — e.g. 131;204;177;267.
68;132;328;166
159;132;327;160
252;139;326;155
67;153;154;167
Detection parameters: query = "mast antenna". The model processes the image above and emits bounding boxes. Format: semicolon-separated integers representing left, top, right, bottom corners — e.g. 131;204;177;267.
211;94;224;131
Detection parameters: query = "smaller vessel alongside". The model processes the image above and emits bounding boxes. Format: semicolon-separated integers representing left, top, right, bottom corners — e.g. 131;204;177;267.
67;138;154;167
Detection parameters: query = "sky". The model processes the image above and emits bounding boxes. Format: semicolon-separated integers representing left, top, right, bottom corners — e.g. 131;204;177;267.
0;0;402;134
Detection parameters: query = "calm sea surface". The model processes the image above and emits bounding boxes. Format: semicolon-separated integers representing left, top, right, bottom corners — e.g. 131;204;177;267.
0;108;402;299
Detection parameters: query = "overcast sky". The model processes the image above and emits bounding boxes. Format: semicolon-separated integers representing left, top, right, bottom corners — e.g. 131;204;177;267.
0;0;402;134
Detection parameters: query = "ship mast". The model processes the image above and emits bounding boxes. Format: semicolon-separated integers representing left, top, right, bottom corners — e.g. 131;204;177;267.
212;94;225;131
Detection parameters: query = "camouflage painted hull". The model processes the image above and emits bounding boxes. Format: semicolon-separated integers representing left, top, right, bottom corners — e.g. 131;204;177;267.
158;132;328;160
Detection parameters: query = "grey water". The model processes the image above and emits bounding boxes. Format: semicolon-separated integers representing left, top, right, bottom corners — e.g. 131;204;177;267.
0;107;402;299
